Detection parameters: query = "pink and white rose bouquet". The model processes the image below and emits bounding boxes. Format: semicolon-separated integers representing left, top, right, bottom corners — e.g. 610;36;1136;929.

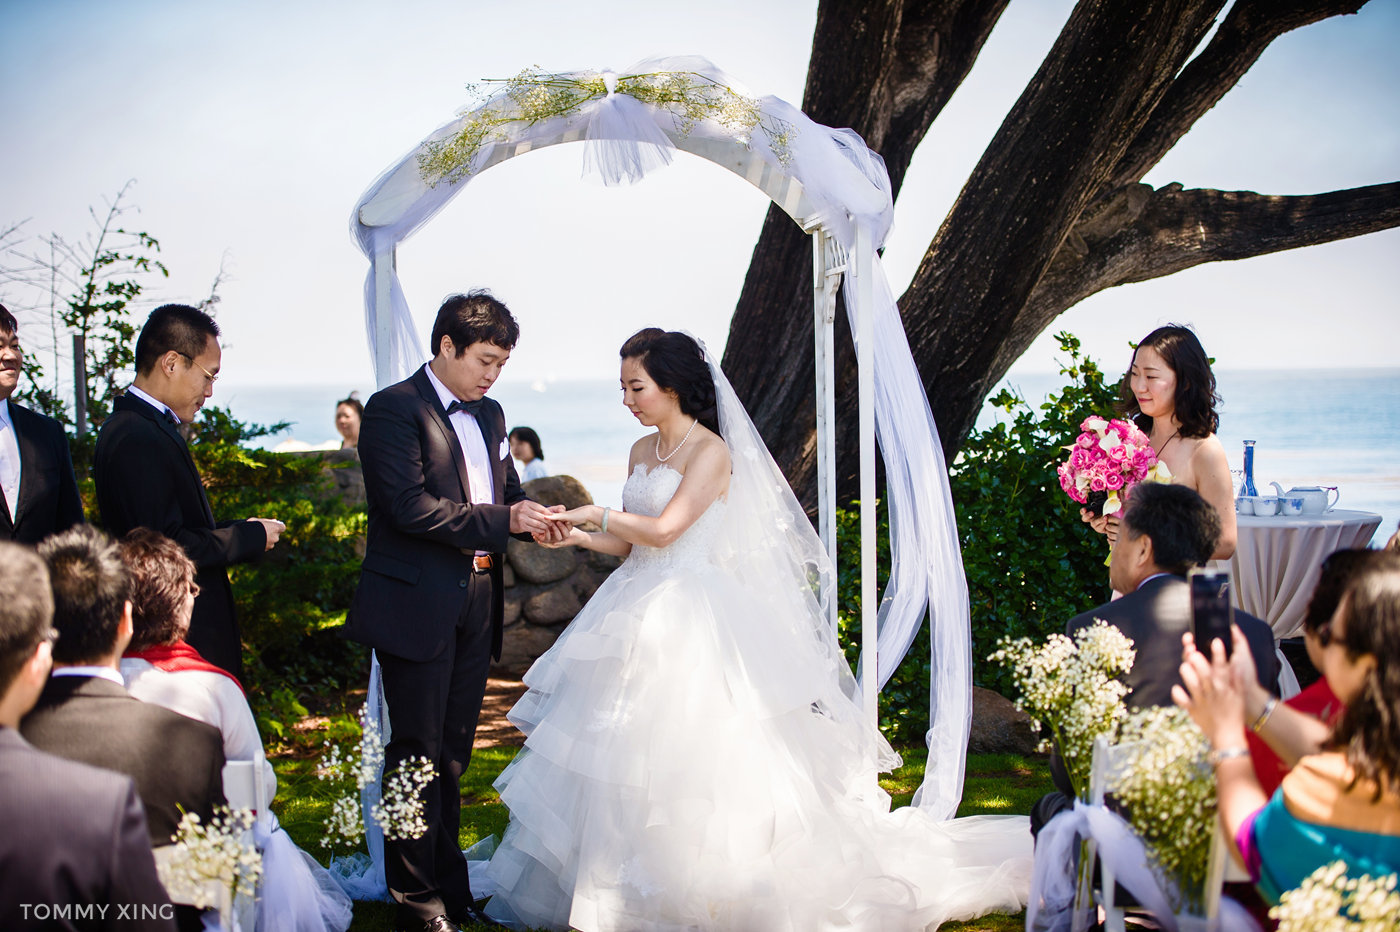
1057;416;1168;517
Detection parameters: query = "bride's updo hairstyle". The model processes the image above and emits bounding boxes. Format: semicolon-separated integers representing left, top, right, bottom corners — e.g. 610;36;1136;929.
620;328;719;435
1117;324;1221;439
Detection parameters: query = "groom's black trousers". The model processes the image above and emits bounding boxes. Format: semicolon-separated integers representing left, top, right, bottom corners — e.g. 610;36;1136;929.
378;570;494;924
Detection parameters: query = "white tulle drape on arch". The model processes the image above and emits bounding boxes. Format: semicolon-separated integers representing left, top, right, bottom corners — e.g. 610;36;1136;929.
348;56;971;832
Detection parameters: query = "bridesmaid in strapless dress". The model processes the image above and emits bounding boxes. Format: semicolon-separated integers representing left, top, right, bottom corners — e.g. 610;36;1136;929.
1084;325;1236;562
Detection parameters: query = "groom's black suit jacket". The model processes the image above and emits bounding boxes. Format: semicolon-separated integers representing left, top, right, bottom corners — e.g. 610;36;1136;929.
94;393;266;674
344;366;528;663
0;400;84;544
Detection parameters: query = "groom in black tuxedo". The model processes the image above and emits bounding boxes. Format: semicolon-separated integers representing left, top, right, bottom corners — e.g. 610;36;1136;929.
0;304;84;544
94;304;283;677
345;291;561;932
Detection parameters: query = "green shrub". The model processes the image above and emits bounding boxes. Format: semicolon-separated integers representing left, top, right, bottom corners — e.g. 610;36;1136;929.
189;406;370;723
836;332;1120;746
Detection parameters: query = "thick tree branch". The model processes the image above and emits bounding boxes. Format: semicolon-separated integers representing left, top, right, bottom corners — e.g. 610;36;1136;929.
898;0;1225;457
1005;181;1400;376
803;0;1009;196
721;0;1009;502
1108;0;1370;188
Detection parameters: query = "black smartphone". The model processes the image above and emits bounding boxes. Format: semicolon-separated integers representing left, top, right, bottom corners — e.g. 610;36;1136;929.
1188;567;1234;657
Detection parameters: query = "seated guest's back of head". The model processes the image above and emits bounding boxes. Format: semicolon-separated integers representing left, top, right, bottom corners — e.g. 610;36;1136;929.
0;540;176;931
118;527;278;804
21;525;227;849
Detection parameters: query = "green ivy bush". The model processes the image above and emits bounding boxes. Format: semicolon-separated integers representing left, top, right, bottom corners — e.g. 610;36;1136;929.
836;332;1120;747
188;407;369;721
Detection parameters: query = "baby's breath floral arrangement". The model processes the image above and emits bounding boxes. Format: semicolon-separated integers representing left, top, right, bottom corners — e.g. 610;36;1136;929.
1271;861;1400;931
1108;706;1217;915
988;620;1135;798
317;703;436;852
157;806;262;909
417;67;796;186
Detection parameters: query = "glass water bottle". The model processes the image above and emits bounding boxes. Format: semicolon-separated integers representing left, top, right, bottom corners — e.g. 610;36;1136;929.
1241;440;1258;498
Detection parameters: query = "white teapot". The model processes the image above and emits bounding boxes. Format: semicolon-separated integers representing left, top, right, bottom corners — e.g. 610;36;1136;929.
1271;483;1338;515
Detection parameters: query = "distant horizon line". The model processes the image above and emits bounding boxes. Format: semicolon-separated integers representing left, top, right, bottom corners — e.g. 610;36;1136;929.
212;365;1400;394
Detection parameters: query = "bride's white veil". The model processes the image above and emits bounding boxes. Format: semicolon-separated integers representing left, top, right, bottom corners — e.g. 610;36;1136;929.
697;336;899;775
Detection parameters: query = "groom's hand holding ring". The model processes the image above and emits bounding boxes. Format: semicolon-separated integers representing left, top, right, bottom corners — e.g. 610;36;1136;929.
511;500;564;538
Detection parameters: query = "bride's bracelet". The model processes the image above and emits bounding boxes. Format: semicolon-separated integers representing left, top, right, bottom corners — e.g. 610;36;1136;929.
601;507;611;534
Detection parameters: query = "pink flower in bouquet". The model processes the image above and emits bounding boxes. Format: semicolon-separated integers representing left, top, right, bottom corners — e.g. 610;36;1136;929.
1057;416;1160;515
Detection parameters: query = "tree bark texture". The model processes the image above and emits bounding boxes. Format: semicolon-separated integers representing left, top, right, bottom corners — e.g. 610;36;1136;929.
722;0;1392;512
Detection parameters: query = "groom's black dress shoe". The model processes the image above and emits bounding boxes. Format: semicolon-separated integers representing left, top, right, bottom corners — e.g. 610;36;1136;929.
453;904;505;929
398;916;460;932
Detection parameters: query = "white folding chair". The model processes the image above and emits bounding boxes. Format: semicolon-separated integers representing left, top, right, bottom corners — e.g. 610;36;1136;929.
1076;736;1228;932
221;758;270;931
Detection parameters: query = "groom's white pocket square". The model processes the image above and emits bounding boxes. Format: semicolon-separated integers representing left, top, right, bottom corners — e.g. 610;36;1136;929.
500;438;510;460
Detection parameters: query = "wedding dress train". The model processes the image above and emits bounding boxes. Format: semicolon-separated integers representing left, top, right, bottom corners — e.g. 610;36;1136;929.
484;464;1031;931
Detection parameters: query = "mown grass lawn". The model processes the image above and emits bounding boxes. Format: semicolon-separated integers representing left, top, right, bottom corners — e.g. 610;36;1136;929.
272;728;1049;932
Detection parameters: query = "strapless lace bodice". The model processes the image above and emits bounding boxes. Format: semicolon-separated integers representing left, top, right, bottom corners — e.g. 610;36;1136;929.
620;464;725;571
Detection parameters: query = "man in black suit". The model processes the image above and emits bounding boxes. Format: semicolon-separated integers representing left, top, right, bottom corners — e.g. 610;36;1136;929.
0;541;176;931
0;303;84;544
344;291;562;932
94;304;283;677
1031;482;1279;835
21;525;226;853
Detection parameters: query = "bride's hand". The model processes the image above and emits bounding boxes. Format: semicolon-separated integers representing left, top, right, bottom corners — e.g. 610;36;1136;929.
534;526;587;549
543;505;597;527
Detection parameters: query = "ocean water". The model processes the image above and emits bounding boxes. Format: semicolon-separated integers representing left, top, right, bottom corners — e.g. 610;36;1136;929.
218;369;1400;548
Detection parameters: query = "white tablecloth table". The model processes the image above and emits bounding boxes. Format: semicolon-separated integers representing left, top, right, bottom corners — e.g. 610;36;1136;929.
1229;509;1383;639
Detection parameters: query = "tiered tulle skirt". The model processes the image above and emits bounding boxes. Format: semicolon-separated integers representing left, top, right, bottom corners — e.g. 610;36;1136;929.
485;560;1031;931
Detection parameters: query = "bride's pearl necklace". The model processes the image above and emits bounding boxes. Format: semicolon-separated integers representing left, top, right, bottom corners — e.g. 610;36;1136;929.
655;418;698;463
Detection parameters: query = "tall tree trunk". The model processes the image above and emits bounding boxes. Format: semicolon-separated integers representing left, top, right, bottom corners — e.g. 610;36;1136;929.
723;0;1394;512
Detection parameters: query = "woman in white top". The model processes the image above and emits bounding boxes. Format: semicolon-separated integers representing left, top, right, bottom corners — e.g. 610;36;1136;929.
118;528;351;932
509;425;549;482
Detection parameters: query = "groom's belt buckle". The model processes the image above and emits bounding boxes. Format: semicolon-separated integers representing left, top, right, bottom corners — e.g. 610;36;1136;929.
471;554;494;574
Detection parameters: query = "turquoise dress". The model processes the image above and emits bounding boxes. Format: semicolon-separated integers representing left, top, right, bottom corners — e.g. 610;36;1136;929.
1241;753;1400;904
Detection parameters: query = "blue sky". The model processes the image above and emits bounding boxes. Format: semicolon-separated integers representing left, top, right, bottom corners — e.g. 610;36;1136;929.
2;0;1397;393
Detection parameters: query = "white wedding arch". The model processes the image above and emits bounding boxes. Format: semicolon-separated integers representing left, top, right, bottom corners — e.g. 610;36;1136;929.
350;56;971;820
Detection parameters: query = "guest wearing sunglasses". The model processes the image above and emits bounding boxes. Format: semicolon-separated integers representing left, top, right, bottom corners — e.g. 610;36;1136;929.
1175;552;1400;904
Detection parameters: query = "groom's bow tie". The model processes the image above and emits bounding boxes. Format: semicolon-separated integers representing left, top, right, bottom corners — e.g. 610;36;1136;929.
446;398;486;418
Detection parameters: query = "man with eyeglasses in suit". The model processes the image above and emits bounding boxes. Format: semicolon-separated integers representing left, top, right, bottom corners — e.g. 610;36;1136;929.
94;304;284;678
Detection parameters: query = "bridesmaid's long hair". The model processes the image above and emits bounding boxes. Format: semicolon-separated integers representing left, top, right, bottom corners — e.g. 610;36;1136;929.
1117;324;1220;438
620;329;720;435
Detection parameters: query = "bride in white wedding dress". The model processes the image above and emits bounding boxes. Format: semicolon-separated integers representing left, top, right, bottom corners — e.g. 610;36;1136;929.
484;329;1031;931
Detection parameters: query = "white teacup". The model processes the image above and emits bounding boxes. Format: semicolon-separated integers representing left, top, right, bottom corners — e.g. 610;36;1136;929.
1252;496;1278;516
1279;497;1305;517
1236;497;1253;516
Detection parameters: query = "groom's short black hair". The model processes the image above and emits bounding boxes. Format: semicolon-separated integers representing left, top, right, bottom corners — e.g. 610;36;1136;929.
431;290;519;357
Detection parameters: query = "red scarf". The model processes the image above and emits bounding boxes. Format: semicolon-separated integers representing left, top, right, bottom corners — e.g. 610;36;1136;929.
126;640;245;696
